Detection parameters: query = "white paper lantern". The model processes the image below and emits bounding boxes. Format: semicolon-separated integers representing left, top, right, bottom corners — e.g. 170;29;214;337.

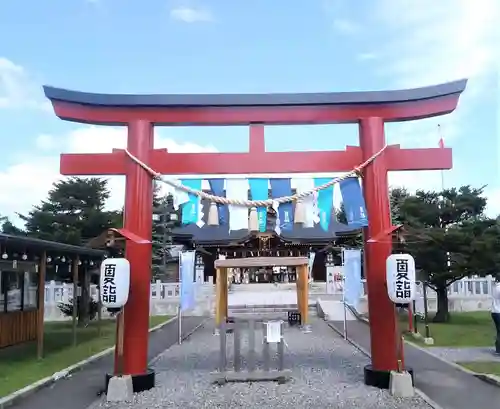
100;258;130;309
386;253;416;304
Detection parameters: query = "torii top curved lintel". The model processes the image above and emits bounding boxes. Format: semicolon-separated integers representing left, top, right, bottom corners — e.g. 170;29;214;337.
43;79;467;126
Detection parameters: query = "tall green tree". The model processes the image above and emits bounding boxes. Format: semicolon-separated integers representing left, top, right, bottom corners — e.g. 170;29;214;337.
152;185;181;280
19;177;122;245
0;214;25;235
397;185;499;322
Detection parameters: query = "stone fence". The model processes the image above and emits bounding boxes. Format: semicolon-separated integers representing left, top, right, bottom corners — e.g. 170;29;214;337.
43;275;495;321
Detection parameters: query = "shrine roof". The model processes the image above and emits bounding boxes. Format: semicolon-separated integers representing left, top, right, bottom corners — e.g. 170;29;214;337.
43;80;466;109
0;233;107;259
171;221;360;246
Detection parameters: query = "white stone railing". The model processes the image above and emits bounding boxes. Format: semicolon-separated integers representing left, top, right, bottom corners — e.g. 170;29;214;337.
43;275;495;306
44;280;215;306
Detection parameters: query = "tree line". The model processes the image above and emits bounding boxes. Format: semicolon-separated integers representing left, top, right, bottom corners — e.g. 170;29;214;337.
2;177;498;322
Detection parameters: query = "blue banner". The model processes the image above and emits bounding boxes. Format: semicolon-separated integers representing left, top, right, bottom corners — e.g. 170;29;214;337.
314;178;334;231
343;249;363;309
208;178;228;225
270;178;293;231
180;251;196;311
249;178;268;232
180;179;202;225
339;177;368;227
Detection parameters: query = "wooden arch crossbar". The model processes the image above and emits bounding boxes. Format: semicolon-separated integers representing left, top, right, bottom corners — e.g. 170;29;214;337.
214;257;310;329
43;78;467;391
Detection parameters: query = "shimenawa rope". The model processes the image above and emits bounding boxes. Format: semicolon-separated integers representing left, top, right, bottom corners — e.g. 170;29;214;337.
123;145;388;208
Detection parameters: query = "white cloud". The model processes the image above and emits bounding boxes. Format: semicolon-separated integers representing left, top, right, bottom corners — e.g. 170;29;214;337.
0;57;50;111
357;52;377;61
332;18;359;35
375;0;498;89
170;7;213;23
0;126;217;227
366;1;498;199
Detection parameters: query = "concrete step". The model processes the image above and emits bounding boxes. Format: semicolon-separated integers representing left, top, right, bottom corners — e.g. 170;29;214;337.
229;303;317;315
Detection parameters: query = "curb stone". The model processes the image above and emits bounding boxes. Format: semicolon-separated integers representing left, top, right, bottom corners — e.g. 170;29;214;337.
0;315;177;409
475;373;500;387
357;314;500;390
326;322;445;409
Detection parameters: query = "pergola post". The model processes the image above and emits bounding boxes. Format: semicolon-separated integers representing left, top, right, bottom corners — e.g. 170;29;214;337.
215;267;228;328
71;256;79;347
297;264;309;329
37;251;47;360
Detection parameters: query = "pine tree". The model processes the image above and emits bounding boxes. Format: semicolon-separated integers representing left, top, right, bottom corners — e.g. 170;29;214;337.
152;184;181;280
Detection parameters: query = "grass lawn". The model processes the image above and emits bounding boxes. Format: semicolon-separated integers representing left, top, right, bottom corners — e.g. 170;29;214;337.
458;361;500;376
0;315;171;398
402;311;495;347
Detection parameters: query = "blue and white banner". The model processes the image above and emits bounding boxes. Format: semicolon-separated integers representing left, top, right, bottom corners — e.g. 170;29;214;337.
343;249;363;309
226;179;249;231
248;178;268;232
180;179;202;225
180;251;196;311
339;177;369;227
270;178;293;231
314;178;334;231
208;178;228;225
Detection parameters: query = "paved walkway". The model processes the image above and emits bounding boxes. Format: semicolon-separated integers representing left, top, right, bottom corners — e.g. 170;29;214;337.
8;316;205;409
329;319;500;409
87;317;432;409
427;346;500;363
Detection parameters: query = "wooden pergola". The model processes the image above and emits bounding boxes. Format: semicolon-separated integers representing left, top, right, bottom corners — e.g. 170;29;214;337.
214;256;310;328
0;233;106;356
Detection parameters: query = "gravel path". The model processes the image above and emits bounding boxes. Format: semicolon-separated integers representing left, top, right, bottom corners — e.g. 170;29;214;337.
88;318;432;409
427;346;500;363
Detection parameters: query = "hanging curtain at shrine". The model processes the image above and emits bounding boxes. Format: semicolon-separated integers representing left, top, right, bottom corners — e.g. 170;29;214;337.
248;178;268;232
314;178;334;231
294;178;315;228
208;178;228;225
270;178;293;232
226;178;249;231
180;179;202;225
339;177;369;227
308;251;316;282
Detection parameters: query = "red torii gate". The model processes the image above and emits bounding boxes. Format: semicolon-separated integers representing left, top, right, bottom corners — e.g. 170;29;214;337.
44;80;466;391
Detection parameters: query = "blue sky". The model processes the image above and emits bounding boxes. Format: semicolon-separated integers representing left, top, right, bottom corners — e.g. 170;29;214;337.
0;0;498;223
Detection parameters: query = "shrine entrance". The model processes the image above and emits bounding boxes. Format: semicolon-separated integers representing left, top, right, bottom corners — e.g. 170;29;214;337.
43;79;466;391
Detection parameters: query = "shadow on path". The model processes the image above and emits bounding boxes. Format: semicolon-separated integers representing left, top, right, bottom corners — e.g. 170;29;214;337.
329;319;500;409
8;316;205;409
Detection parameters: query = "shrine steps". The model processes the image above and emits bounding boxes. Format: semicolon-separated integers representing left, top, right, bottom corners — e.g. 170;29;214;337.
228;303;318;316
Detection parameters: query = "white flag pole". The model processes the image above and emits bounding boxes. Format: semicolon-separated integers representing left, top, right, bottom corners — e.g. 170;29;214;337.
178;252;183;345
342;249;347;340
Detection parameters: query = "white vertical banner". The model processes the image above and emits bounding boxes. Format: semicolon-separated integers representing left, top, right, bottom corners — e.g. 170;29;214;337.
294;178;315;227
343;249;363;309
308;252;316;283
326;265;335;294
180;251;196;311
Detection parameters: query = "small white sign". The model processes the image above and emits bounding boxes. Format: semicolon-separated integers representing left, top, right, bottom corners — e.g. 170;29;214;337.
266;321;282;343
100;258;130;309
386;253;416;304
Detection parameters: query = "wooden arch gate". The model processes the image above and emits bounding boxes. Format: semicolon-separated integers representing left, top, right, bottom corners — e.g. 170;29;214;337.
44;79;466;390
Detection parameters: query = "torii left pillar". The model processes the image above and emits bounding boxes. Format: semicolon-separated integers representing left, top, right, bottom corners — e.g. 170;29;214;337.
115;120;155;389
44;79;466;391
